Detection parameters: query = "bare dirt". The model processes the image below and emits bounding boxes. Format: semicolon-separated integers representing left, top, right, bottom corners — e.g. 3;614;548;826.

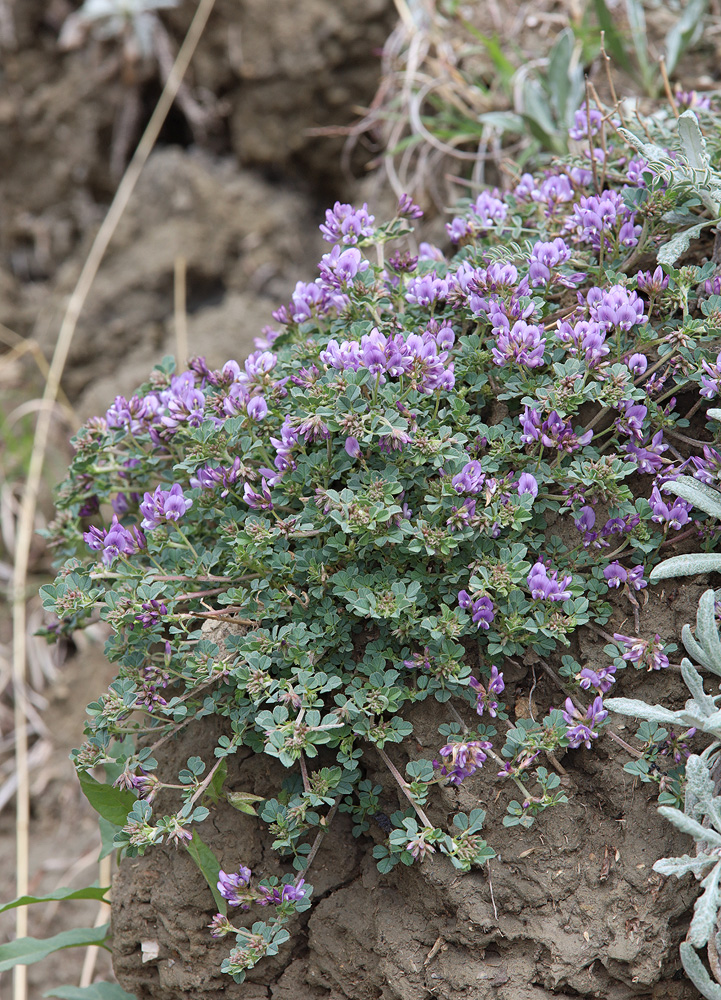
109;590;705;1000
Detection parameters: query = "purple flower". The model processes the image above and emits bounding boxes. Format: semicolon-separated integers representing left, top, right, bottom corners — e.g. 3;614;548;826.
613;633;668;670
258;879;307;906
628;353;648;375
344;436;362;458
589;284;647;331
318;245;369;288
578;663;616;694
435;739;492;784
140;484;193;531
527;560;572;602
603;562;627;588
83;515;144;567
520;406;541;444
470;667;505;717
246;396;268;422
517;472;539;498
562;696;608;748
636;266;669;294
627;565;647;590
397;193;424;218
135;600;168;628
405;273;450;307
319;201;375;244
528;237;572;286
217;867;252;908
568;102;603;140
243;479;273;511
675;89;711;111
491;320;546;368
459;591;495;629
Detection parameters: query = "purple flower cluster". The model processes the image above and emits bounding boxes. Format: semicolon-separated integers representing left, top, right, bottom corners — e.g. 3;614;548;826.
217;866;252;908
319;325;455;394
140;484;193;531
613;632;669;671
573;505;606;549
446;190;507;242
434;739;492;784
405;272;450;307
83;515;145;567
649;484;692;529
587;284;647;331
520;406;593;453
318;245;369;289
491;319;546;369
556;318;609;366
458;590;495;629
319;201;375;244
527;560;572;602
528;237;583;288
578;663;616;694
562;696;608;748
469;666;505;716
603;562;647;590
257;879;307;906
568;102;604;141
567;191;641;250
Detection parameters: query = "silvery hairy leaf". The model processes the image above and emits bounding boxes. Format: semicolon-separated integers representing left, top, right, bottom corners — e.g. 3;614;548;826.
680;941;721;1000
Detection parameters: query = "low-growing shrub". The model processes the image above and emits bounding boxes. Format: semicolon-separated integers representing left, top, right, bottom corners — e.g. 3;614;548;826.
39;96;721;985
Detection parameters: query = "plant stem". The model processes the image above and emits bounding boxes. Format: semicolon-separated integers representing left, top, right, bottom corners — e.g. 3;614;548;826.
377;745;433;828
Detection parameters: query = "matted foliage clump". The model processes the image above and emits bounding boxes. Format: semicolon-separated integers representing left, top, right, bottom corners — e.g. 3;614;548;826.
42;95;721;983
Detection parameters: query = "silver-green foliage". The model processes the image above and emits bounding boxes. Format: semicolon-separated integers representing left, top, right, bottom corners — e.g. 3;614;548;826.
608;588;721;997
620;111;721;264
650;473;721;580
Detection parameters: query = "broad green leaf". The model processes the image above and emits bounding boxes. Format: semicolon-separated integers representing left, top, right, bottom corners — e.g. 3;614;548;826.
186;831;226;915
0;886;108;914
689;861;721;947
546;29;575;120
658;806;721;848
662;476;721;519
44;984;137;1000
226;790;265;816
650;553;721;583
653;853;717;878
625;0;652;86
678;109;711;174
98;817;122;861
665;0;708;75
0;925;109;972
592;0;629;66
680;941;721;1000
77;772;136;827
657;221;713;265
605;697;685;725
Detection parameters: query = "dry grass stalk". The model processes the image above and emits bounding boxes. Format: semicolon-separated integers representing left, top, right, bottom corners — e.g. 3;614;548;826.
10;1;217;995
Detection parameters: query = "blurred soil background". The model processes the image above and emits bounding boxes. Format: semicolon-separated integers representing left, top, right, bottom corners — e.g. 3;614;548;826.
1;0;721;995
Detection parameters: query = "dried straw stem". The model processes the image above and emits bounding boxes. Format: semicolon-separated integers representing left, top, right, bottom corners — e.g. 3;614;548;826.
11;2;216;996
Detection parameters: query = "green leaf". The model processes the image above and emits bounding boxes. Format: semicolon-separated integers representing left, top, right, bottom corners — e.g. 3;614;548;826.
592;0;629;66
186;831;226;915
680;941;721;1000
665;0;708;77
689;860;721;947
98;817;121;861
657;221;714;266
77;772;136;827
650;552;721;582
662;476;721;519
44;984;137;1000
0;925;110;972
226;790;265;816
625;0;652;87
0;886;109;914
